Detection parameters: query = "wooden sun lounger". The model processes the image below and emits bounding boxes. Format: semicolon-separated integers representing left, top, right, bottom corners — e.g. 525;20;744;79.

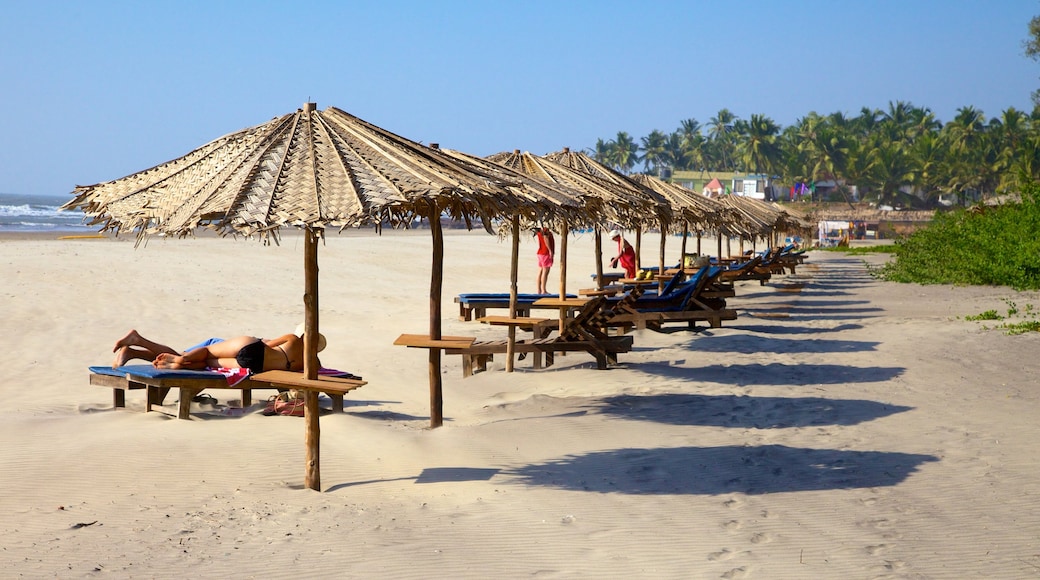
442;296;635;377
718;255;772;285
89;365;366;420
454;293;576;321
606;267;738;330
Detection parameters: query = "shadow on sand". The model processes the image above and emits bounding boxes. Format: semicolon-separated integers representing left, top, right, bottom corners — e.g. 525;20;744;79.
593;393;909;428
723;323;864;335
505;445;937;495
677;335;879;354
631;361;904;387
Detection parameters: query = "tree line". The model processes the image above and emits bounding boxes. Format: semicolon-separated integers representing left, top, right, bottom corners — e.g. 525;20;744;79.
588;102;1040;208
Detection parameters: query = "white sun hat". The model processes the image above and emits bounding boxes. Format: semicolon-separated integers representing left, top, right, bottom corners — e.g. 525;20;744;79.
294;323;327;353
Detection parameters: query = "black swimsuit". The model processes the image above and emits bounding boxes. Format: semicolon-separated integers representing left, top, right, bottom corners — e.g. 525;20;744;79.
235;340;266;373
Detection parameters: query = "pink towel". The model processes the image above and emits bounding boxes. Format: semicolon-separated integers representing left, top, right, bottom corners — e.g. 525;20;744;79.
206;367;252;387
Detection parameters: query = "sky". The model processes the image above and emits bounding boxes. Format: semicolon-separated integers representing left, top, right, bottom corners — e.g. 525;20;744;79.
2;0;1039;198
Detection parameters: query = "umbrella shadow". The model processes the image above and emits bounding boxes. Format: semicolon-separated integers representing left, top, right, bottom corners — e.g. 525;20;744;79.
724;323;864;335
592;393;910;428
505;445;937;495
632;361;905;387
325;466;500;492
675;335;879;354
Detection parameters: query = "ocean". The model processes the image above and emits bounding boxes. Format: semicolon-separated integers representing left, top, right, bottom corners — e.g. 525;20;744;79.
0;192;95;233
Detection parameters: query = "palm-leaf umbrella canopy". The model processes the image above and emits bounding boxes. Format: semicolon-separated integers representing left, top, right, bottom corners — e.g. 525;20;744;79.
61;103;542;489
486;150;631;227
541;147;670;228
439;148;589;227
63;104;534;241
541;148;676;286
717;194;787;238
627;173;728;233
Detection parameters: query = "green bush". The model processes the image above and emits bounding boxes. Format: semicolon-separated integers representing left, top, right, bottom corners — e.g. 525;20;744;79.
876;183;1040;290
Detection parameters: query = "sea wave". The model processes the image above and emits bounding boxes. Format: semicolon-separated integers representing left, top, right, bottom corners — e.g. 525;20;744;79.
0;193;92;232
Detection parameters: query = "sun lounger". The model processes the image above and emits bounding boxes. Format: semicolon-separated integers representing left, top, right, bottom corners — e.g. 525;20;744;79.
89;364;366;419
444;296;634;377
606;266;738;330
455;293;577;321
718;255;772;285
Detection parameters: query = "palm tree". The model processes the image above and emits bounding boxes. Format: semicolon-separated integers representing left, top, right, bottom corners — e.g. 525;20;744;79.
708;109;737;170
588;138;613;165
678;118;701;141
662;131;692;171
909;130;947;205
868;140;917;206
735;113;781;176
640;130;668;173
610;131;640;174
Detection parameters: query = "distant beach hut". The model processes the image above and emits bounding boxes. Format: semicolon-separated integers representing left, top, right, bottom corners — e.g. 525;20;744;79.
703;177;725;197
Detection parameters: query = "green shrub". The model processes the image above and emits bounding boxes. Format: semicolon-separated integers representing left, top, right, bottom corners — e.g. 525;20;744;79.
876;182;1040;290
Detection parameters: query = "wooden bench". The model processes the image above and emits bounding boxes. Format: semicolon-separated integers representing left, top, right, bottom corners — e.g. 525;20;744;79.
89;365;366;420
444;335;635;377
443;296;637;377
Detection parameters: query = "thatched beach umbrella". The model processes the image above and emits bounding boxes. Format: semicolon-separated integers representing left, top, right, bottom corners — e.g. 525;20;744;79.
485;150;626;295
627;173;728;269
542;148;671;287
436;147;589;372
62;102;531;488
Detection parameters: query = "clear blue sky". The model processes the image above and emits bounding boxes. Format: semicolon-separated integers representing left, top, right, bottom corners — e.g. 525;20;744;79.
2;0;1038;197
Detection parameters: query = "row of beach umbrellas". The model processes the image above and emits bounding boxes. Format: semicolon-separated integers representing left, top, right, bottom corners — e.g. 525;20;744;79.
61;103;807;489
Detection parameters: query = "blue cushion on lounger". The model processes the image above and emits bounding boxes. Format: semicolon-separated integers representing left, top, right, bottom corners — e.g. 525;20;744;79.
88;365;227;380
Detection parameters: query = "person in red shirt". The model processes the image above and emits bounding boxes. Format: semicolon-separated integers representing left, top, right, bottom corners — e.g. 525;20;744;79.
535;226;555;294
609;229;637;278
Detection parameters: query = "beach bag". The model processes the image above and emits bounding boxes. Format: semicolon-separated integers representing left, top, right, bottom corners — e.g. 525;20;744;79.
263;390;305;416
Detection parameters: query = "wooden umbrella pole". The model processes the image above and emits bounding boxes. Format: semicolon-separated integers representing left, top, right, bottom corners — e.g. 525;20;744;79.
594;228;604;289
635;229;642;270
429;203;444;428
680;223;689;270
558;217;568;299
717;231;723;261
507;214;520;372
303;227;320;380
303;226;320;491
658;224;666;293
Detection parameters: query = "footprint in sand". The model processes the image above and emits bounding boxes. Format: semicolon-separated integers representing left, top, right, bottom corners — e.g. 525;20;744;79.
723;520;743;531
707;548;748;565
721;567;749;579
722;498;743;509
866;543;891;555
750;532;773;544
858;517;891;530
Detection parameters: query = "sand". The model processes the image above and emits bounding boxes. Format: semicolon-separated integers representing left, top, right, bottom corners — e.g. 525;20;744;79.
2;229;1040;578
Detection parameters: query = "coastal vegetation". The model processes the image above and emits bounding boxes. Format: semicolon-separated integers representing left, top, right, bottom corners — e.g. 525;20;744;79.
873;180;1040;290
587;102;1040;209
965;299;1040;335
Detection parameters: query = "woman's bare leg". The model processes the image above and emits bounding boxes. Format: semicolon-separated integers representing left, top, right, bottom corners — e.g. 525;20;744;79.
154;348;209;369
113;346;157;367
113;330;178;357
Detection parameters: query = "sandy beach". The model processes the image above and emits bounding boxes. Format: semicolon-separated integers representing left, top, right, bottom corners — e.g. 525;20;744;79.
2;229;1040;578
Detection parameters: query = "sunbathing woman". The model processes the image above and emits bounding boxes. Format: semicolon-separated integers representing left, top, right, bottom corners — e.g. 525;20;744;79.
112;329;324;373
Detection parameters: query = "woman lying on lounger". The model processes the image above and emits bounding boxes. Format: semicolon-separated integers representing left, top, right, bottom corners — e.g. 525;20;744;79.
112;328;326;373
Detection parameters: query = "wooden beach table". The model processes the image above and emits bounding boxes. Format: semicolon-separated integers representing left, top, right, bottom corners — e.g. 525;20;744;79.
533;296;591;335
580;285;623;297
477;315;557;370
